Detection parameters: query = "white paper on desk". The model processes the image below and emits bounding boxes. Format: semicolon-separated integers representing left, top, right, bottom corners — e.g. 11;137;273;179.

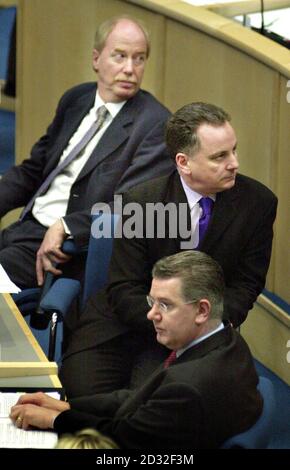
0;264;21;293
0;392;59;448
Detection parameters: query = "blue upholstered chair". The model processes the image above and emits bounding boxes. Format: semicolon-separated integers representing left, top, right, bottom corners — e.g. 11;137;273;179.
13;212;119;362
221;376;275;449
0;6;16;80
12;239;78;362
0;6;17;174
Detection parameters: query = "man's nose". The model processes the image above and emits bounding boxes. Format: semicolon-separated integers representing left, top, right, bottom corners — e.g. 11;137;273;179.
147;305;161;321
228;152;239;169
123;58;134;74
147;307;155;320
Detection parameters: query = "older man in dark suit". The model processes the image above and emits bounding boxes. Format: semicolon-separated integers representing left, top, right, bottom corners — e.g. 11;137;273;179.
60;102;277;398
0;15;173;288
10;251;262;449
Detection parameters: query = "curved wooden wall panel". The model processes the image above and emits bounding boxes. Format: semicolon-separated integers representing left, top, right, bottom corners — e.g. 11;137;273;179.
275;77;290;302
163;19;279;187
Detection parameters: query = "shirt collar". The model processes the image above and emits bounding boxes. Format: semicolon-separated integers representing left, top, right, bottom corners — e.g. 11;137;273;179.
94;91;126;118
176;321;224;358
180;175;216;210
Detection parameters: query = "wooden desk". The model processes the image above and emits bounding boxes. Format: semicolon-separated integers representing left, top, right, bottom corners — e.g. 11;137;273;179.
0;294;61;388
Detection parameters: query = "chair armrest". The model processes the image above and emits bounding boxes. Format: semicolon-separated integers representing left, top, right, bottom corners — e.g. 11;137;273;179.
62;239;78;255
40;278;81;318
12;288;41;304
62;239;88;256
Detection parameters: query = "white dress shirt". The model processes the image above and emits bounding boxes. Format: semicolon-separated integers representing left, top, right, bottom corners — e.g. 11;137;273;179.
32;92;126;228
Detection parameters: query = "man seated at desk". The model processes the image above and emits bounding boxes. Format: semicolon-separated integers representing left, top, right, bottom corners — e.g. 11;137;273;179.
10;251;262;449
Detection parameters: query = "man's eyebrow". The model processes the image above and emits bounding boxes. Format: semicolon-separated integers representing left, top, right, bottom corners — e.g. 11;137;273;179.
149;295;172;302
209;150;227;159
112;47;126;53
157;297;173;303
209;142;238;159
112;47;147;54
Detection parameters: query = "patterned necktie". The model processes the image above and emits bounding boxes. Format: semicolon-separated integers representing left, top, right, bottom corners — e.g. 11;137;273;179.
20;105;109;221
198;197;214;245
164;350;177;369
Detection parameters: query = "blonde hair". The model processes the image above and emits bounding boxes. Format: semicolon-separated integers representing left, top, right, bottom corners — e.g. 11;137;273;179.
55;428;119;449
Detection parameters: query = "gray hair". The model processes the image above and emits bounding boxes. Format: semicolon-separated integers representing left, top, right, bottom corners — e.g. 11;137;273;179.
165;102;231;160
94;15;150;57
152;250;224;319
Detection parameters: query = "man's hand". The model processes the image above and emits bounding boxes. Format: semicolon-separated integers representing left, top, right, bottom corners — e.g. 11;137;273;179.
10;404;62;430
14;392;70;412
36;220;72;285
10;392;70;430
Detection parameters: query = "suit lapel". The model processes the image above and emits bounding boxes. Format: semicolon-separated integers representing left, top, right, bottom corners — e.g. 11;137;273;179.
45;88;96;176
76;98;135;181
176;321;233;364
200;182;240;251
164;172;191;251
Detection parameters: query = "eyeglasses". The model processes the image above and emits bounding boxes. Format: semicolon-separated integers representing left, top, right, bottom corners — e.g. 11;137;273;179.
146;295;197;314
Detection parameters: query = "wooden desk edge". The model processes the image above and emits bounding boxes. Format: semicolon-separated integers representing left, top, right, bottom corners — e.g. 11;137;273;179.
2;294;62;387
0;362;57;377
3;294;48;361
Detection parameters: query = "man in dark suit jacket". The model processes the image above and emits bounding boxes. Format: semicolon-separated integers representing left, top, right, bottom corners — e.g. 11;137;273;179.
0;16;173;288
10;251;262;449
60;102;277;398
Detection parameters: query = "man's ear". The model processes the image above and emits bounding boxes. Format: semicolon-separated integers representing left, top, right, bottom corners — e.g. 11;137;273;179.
92;49;100;72
195;299;210;325
176;152;191;175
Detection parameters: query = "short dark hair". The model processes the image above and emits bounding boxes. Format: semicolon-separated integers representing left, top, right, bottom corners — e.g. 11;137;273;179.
152;250;224;319
165;102;231;159
94;15;150;57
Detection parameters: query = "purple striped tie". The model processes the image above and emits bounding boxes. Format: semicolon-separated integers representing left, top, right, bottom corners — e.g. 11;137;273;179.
20;105;108;221
198;197;213;244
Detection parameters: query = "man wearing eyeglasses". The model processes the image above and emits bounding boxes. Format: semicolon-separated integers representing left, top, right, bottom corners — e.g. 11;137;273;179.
60;101;277;398
10;251;262;450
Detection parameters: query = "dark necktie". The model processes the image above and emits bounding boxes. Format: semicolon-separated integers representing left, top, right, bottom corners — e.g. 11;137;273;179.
198;197;214;245
164;350;177;368
20;105;109;221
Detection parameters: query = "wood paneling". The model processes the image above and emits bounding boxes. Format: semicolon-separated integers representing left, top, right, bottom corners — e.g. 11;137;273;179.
164;19;279;188
17;0;100;159
274;76;290;302
242;295;290;386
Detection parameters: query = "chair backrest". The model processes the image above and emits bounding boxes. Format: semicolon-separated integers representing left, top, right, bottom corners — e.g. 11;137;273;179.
0;6;16;80
221;376;275;449
81;212;120;307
